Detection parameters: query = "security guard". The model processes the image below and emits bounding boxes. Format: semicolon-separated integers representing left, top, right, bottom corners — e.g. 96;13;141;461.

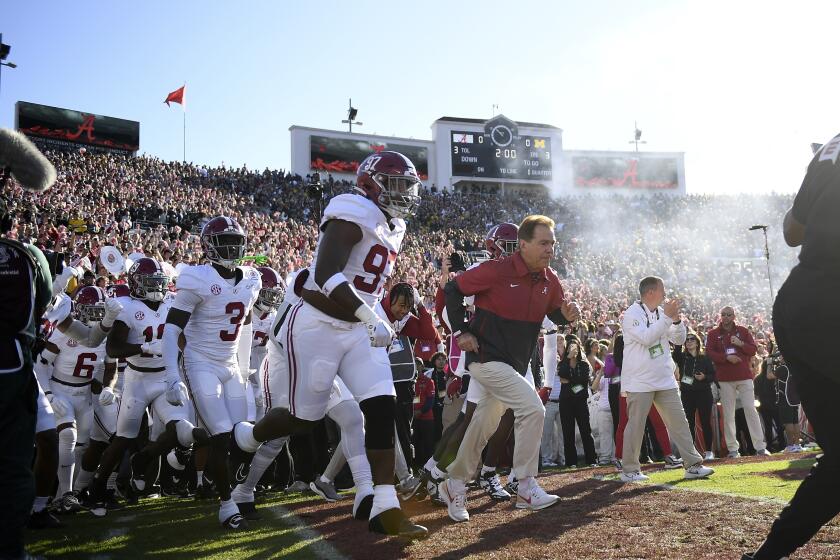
745;135;840;559
0;205;52;560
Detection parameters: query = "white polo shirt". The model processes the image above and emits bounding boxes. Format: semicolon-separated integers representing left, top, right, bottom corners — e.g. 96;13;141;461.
620;301;687;392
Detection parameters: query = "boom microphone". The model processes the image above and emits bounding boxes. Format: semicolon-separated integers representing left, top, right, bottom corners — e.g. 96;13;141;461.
0;128;57;192
749;225;768;230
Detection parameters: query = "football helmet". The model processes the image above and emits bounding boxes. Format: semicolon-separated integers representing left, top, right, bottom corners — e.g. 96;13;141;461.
74;286;107;324
201;216;247;270
106;284;131;299
256;266;285;311
127;257;169;302
355;151;421;220
485;223;519;259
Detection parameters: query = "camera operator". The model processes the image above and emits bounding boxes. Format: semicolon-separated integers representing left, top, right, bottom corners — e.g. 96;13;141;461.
0;130;57;560
745;134;840;560
763;351;802;453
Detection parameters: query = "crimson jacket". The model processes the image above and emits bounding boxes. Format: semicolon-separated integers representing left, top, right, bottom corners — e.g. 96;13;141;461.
445;252;569;374
705;323;757;382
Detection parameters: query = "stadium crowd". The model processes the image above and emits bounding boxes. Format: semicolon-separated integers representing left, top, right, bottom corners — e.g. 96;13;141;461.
6;148;807;530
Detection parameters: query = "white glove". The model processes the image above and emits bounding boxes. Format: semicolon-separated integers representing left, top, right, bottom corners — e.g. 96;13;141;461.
354;304;396;347
254;389;264;409
140;340;163;356
47;393;68;417
101;298;124;329
247;368;259;386
98;386;116;406
165;380;187;406
44;293;72;324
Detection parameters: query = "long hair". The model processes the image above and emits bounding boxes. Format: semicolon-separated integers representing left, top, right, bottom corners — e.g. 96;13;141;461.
684;330;705;357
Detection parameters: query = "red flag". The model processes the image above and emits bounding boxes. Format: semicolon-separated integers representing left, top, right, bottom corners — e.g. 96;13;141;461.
164;85;185;107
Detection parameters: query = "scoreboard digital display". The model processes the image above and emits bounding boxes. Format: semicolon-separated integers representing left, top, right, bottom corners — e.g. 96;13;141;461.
450;126;552;180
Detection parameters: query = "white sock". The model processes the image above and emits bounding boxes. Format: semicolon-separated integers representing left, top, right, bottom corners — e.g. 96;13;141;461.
234;422;260;453
319;474;332;484
369;484;399;520
423;457;437;472
57;428;77;496
347;454;373;494
481;465;496;475
322;446;347;483
431;465;447;481
219;498;238;523
32;496;49;513
239;437;286;496
74;468;94;492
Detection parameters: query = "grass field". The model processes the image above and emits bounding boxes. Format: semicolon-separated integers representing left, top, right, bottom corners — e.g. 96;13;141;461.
25;454;825;559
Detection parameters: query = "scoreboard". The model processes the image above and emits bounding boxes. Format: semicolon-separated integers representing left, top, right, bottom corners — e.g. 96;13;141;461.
450;125;552;180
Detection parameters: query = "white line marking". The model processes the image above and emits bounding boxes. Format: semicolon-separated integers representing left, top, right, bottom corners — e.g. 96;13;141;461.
265;503;350;560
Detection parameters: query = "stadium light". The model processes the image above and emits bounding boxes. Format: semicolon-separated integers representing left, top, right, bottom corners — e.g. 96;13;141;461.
341;98;363;132
0;34;17;100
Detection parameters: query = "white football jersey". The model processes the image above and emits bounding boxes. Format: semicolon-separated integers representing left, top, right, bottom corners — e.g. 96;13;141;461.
304;194;406;307
250;308;276;370
269;269;304;346
48;328;106;385
174;264;261;362
115;296;174;372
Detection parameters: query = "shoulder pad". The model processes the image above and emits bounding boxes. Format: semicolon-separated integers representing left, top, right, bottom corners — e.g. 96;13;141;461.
321;194;379;230
175;265;206;294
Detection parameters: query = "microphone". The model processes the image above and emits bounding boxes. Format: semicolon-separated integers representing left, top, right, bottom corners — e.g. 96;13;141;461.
0;128;57;192
749;225;768;231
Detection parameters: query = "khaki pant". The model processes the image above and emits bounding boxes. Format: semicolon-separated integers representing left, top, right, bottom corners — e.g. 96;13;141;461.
622;388;702;474
447;361;545;482
719;379;767;453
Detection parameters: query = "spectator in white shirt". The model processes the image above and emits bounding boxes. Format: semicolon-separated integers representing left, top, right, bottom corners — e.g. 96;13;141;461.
618;276;714;482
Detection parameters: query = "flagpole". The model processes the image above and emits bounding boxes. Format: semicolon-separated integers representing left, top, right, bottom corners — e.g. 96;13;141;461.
183;107;186;163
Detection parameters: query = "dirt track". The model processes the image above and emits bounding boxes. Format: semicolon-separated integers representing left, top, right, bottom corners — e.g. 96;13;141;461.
284;458;840;560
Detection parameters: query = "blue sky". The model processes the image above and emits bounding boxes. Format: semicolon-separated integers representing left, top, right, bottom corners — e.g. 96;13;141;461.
3;1;839;193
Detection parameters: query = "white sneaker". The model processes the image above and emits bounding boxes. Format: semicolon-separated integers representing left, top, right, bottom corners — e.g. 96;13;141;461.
755;448;772;457
438;480;469;522
684;464;714;479
727;450;741;459
515;481;559;510
619;471;649;483
784;444;804;453
703;451;715;461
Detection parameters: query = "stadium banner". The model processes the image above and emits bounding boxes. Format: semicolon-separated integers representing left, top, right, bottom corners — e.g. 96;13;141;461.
15;101;140;154
571;155;679;190
310;135;429;179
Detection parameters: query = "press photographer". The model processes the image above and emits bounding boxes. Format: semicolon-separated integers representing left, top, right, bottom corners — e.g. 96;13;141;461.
763;351;802;453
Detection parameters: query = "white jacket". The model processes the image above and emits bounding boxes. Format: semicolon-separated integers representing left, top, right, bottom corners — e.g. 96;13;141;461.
620;301;687;392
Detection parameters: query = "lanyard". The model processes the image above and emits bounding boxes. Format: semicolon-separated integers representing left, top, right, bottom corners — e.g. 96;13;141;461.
637;302;659;328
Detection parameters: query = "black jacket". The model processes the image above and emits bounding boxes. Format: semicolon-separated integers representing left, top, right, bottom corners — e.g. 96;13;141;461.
557;359;592;399
672;346;715;392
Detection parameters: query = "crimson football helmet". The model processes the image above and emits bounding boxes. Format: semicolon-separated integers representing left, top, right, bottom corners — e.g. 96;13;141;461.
201;216;247;270
106;284;131;299
74;286;107;324
256;266;285;311
355;151;422;219
127;257;169;302
485;223;519;259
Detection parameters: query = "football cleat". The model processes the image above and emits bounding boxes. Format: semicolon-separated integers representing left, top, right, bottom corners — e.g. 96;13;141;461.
221;512;248;531
235;501;262;521
479;471;511;501
27;508;63;529
353;492;374;521
396;475;424;501
368;508;429;540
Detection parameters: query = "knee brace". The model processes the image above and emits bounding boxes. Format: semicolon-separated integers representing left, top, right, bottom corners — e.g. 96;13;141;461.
359;395;396;450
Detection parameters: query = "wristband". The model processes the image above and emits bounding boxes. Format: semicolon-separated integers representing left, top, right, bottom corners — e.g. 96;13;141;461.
353;303;377;325
321;272;350;297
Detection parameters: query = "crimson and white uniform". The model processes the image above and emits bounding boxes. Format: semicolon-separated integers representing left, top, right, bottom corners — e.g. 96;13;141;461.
45;329;107;443
173;264;260;435
286;194;403;421
113;296;191;438
248;309;276;421
90;356;120;443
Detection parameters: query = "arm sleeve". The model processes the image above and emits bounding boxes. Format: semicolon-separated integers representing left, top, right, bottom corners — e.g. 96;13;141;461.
63;319;108;348
162;323;183;385
668;321;687;345
237;320;253;378
705;331;727;365
34;348;57;392
542;332;558;388
621;308;672;348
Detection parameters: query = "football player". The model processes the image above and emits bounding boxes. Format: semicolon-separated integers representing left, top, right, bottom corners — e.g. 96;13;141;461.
87;257;208;516
247;266;284;422
162;217;261;530
232;152;427;538
34;286;108;513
